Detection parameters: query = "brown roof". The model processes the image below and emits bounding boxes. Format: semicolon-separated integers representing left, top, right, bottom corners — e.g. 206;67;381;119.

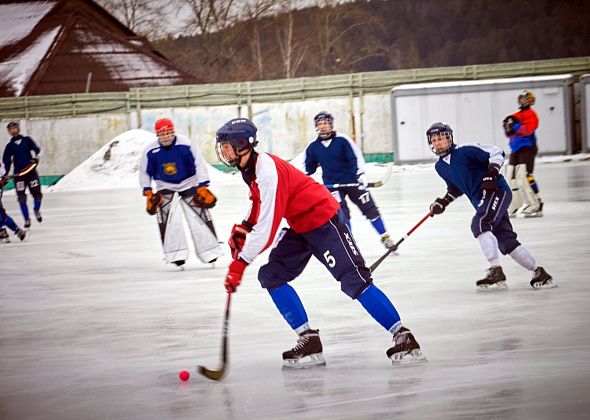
0;0;199;97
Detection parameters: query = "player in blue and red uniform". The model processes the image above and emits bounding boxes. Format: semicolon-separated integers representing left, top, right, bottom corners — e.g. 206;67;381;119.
0;160;26;242
2;121;43;228
426;122;555;290
304;112;396;250
216;117;425;368
139;118;222;266
503;90;544;217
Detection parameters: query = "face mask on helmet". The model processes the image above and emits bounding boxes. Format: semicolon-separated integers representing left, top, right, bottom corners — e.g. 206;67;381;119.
215;118;258;167
518;90;535;108
426;123;454;157
314;111;334;140
155;118;175;147
6;121;19;134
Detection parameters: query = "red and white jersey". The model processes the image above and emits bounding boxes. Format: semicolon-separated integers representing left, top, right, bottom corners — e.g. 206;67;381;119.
238;152;340;263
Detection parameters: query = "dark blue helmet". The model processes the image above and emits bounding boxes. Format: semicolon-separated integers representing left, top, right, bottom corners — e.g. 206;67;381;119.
6;121;19;130
426;122;454;157
314;111;334;125
314;111;334;139
215;118;258;167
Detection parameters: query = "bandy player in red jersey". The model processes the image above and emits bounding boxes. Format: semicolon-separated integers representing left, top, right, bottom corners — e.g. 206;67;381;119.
215;117;426;368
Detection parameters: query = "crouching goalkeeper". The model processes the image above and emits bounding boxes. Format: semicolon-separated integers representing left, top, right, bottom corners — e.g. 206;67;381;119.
139;118;223;267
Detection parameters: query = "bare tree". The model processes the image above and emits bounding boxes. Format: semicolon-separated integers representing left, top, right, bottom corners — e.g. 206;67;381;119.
274;5;307;79
240;0;276;80
97;0;172;39
310;3;386;75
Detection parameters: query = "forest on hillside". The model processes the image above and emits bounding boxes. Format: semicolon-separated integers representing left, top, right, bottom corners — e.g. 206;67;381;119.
150;0;590;83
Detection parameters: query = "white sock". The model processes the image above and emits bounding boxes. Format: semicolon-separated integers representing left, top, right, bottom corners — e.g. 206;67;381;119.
477;231;501;266
509;245;537;271
295;323;310;335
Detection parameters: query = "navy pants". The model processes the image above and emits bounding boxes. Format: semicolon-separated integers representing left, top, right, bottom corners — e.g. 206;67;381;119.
258;211;372;299
471;188;520;255
330;186;380;221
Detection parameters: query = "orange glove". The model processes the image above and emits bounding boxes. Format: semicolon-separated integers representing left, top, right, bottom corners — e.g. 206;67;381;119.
224;259;248;293
193;186;217;208
144;189;163;215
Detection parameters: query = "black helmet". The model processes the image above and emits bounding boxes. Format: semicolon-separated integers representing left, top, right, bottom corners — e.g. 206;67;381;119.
215;118;258;167
6;121;19;130
426;122;454;157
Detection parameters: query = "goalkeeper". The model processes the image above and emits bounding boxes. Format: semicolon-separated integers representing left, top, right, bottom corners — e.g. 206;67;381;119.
139;118;222;267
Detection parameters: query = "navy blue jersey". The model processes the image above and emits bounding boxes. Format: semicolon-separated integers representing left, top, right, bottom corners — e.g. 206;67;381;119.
304;132;365;185
2;135;41;173
435;143;508;208
139;133;210;192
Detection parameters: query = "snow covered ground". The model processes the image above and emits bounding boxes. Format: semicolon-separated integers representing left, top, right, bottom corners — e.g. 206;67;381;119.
1;139;589;419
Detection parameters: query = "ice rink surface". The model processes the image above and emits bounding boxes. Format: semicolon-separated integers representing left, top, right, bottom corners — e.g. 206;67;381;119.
1;161;589;420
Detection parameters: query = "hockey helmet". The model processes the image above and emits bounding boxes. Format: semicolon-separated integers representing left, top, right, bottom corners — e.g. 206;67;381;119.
215;118;258;167
426;122;454;157
518;90;535;107
154;118;175;146
6;121;19;130
314;111;334;139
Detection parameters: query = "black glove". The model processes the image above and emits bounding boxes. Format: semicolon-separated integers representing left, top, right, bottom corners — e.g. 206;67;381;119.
430;193;455;216
502;115;520;136
481;164;500;192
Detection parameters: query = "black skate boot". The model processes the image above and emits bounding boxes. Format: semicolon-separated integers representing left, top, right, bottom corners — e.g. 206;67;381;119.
24;219;31;228
35;210;43;223
386;326;426;364
0;227;10;243
476;266;507;291
173;260;186;267
530;266;556;289
282;329;326;369
15;228;26;241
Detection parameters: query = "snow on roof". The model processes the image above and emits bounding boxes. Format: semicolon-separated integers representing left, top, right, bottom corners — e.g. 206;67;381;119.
0;25;61;96
49;129;238;192
0;1;56;49
392;74;573;92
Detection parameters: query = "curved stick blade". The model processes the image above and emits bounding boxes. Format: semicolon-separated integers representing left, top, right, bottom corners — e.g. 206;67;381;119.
198;364;226;381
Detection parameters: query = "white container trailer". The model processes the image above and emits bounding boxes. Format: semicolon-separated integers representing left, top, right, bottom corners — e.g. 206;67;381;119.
390;74;574;163
581;74;590;153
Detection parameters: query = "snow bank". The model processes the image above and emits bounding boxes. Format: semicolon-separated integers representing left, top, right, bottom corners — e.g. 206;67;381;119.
49;129;237;192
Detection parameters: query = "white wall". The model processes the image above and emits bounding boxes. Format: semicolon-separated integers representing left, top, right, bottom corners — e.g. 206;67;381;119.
582;75;590;152
392;77;572;162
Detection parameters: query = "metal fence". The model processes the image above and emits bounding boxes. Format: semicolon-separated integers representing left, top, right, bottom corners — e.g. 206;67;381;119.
1;57;589;120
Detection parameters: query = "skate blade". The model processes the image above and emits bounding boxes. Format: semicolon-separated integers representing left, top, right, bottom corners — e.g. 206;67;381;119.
523;212;543;218
531;280;557;290
282;353;326;369
476;281;508;291
390;349;427;365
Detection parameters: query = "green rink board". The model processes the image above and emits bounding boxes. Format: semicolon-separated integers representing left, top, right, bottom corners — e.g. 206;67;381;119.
2;175;63;191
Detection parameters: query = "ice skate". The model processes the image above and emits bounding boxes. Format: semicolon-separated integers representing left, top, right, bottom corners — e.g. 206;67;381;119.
15;228;27;241
24;219;31;228
508;208;519;218
173;260;186;267
522;202;543;218
476;266;508;291
35;210;43;223
530;266;557;289
0;227;10;243
282;329;326;369
386;327;426;364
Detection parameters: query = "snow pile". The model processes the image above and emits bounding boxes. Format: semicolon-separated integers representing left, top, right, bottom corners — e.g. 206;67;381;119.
49;129;237;192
